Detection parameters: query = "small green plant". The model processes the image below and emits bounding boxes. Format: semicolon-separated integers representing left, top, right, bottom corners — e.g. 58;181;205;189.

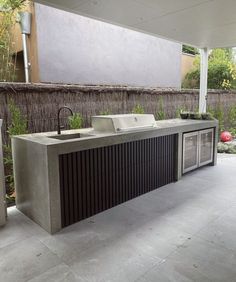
4;99;28;204
217;142;236;154
229;128;236;137
214;106;225;133
201;112;214;120
176;106;187;118
228;105;236;130
99;109;111;115
208;105;225;134
7;99;28;136
132;104;145;114
68;113;83;129
155;98;166;120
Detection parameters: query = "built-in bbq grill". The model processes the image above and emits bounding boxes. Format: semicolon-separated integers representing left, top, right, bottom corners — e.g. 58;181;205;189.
91;114;157;133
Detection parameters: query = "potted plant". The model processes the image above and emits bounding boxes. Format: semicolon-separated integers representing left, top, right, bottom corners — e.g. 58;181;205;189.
201;112;213;120
180;111;189;119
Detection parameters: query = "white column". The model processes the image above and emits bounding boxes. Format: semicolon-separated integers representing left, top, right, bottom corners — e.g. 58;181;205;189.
0;120;6;226
199;48;209;113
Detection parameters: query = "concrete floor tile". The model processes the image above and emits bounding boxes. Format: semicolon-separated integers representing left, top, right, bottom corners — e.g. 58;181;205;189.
0;207;50;250
196;209;236;253
27;263;78;282
0;237;61;282
68;237;162;282
137;235;236;282
39;204;148;264
136;262;212;282
165;237;236;281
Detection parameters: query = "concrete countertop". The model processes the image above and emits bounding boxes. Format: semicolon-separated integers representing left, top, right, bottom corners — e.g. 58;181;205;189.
12;118;218;154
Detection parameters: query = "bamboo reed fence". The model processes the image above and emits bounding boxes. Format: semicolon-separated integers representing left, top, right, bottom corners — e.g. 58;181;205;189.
1;83;236;144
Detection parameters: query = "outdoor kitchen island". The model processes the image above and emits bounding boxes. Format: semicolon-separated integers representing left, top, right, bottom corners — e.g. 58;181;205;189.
12;115;218;234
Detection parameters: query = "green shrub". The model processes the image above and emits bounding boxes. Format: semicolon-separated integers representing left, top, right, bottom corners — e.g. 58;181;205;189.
175;106;187;118
7;99;28;137
182;45;199;55
217;142;229;153
4;99;28;204
155;98;166;120
217;142;236;154
132;104;145;114
68;113;83;129
208;105;224;134
228;105;236;129
99;109;112;115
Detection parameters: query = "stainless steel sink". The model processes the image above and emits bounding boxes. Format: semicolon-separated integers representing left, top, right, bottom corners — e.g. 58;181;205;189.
48;133;94;140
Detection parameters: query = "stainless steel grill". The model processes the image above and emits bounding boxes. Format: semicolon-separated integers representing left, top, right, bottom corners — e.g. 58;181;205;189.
91;114;157;133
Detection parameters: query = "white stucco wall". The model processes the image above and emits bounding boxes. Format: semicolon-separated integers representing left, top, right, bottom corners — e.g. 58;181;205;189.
35;3;181;88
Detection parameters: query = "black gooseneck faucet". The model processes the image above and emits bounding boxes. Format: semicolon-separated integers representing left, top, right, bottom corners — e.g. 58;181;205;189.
57;106;73;134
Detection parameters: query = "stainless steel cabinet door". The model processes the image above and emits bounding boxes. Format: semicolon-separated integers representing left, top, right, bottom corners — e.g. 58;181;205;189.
183;132;199;173
199;128;214;167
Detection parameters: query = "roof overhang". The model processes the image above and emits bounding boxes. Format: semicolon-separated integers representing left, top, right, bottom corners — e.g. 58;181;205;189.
34;0;236;49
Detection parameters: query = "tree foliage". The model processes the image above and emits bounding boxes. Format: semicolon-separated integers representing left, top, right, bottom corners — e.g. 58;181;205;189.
182;45;199;55
183;48;236;89
0;0;26;10
0;0;27;81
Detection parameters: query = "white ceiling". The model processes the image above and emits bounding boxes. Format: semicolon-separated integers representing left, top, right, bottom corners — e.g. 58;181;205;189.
34;0;236;48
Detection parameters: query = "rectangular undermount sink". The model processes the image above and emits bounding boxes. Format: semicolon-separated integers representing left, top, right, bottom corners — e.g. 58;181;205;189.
91;114;156;133
48;133;94;140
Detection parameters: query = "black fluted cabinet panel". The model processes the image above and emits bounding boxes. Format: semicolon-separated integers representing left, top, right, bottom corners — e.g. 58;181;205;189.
59;134;177;227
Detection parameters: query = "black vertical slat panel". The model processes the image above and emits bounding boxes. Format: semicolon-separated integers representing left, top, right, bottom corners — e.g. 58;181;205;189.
138;140;142;197
129;142;133;200
76;152;82;221
164;136;167;185
153;135;157;189
108;146;113;208
63;155;69;226
90;150;95;216
118;144;123;203
157;137;160;188
67;154;73;225
135;141;138;198
97;148;102;213
162;136;166;185
111;146;116;206
140;140;144;196
81;150;87;219
122;143;126;202
148;139;151;191
93;149;98;214
59;156;65;227
85;150;91;217
132;141;136;199
160;137;164;186
100;147;105;211
104;146;108;210
124;143;128;201
59;134;177;227
143;140;146;193
72;153;78;222
126;142;129;201
115;145;120;205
